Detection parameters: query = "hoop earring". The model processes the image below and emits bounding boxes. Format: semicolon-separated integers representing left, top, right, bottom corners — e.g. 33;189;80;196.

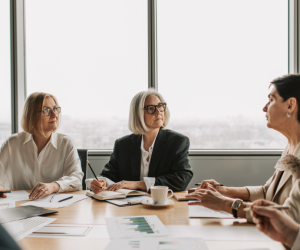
287;113;292;118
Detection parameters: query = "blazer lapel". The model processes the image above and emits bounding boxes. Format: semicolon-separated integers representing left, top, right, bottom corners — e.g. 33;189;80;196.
272;171;292;201
265;171;282;201
129;134;142;181
148;129;167;177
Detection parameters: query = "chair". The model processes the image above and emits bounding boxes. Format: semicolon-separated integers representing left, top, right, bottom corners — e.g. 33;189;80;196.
77;149;88;190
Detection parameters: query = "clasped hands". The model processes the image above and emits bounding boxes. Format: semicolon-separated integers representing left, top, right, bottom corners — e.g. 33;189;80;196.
91;179;143;194
185;179;231;211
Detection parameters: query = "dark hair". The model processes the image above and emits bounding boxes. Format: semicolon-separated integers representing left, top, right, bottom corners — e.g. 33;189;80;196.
271;74;300;122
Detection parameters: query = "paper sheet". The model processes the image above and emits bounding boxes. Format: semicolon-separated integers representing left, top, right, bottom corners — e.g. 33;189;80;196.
2;216;56;241
2;190;30;202
105;237;208;250
189;205;234;218
32;225;92;236
21;194;89;208
0;201;15;209
28;224;272;242
105;215;170;238
107;196;151;206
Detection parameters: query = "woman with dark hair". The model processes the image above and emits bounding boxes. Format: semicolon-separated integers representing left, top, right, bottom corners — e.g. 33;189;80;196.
186;74;300;223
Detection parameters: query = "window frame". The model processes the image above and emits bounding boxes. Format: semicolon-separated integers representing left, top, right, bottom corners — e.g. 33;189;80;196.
10;0;299;154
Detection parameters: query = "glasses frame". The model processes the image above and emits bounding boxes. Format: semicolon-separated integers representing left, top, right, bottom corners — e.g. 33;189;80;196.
39;107;61;116
144;103;167;114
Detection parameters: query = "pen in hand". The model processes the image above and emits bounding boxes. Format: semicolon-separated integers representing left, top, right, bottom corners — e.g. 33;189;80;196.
243;205;290;212
194;183;224;186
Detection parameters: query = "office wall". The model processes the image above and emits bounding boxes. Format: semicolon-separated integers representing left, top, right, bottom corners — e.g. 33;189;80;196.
86;155;280;190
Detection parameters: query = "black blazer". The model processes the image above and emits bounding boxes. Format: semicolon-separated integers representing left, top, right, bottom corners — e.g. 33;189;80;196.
100;129;193;192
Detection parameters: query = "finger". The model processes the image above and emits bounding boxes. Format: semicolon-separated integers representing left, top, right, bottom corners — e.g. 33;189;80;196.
0;193;7;198
186;195;202;200
188;201;202;205
37;189;48;199
31;186;46;199
252;199;277;207
207;184;217;192
29;183;41;197
30;185;43;199
253;206;279;219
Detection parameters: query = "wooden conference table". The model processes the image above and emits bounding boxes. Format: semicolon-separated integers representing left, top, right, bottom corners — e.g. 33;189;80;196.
16;191;284;250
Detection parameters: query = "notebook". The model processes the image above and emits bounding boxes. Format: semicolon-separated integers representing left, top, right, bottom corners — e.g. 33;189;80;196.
86;189;148;200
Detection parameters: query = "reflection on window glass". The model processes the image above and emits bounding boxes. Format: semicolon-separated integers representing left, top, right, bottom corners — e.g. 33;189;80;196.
0;1;11;145
158;0;288;149
26;0;147;149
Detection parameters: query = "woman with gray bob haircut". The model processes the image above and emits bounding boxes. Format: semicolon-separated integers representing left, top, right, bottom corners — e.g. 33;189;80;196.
86;88;193;193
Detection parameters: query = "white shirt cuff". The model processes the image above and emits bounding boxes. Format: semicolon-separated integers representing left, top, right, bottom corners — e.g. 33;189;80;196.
85;177;115;190
143;177;155;192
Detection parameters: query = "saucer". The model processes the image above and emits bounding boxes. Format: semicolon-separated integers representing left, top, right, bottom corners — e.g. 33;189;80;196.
141;198;174;207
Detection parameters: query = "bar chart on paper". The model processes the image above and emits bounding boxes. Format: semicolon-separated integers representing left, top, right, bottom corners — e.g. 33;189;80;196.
105;215;169;238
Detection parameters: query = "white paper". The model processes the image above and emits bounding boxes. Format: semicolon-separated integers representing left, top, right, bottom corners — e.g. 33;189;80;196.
105;215;170;238
105;237;208;250
32;225;92;236
166;225;272;241
107;196;151;206
2;216;57;241
189;205;234;218
27;224;109;239
2;190;30;202
21;194;89;208
0;201;15;209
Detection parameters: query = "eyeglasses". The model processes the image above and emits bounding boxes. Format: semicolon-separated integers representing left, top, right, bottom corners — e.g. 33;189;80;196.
144;103;167;114
39;107;61;116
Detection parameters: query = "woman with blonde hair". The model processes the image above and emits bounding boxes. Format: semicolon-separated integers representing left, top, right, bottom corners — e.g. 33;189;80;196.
0;92;83;200
86;88;193;193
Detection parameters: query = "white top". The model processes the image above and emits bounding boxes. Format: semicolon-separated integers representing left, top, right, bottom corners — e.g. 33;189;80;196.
86;134;156;191
0;132;83;192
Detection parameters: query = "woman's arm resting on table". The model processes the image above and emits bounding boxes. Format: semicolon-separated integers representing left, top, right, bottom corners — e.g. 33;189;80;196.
186;184;247;218
251;199;299;248
199;180;250;200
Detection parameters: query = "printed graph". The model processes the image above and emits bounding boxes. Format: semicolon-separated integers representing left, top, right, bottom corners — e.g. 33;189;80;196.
106;215;169;238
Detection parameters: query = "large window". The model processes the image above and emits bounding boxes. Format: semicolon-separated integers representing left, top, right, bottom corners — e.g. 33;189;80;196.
158;0;288;149
26;0;148;149
0;1;11;146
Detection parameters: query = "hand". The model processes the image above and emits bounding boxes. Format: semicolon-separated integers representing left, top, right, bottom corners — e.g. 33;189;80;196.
186;184;231;211
251;199;299;248
0;185;7;198
29;182;60;200
108;181;142;191
198;179;227;195
91;179;106;194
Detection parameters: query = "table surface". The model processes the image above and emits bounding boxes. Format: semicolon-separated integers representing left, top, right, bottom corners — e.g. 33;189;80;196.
16;191;285;250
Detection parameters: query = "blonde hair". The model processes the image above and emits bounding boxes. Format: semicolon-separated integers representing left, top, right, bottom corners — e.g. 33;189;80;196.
21;92;60;136
128;88;170;134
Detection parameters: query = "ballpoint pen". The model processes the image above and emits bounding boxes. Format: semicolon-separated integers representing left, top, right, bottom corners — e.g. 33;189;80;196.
243;205;290;212
50;195;54;202
58;196;73;202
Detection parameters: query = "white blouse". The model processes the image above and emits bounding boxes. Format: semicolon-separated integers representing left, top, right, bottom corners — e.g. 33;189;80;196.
0;132;83;192
86;134;156;191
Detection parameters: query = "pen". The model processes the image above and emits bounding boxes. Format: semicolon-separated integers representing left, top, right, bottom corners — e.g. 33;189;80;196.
87;160;99;181
194;183;224;186
50;195;54;202
58;196;73;202
0;191;11;193
243;205;290;212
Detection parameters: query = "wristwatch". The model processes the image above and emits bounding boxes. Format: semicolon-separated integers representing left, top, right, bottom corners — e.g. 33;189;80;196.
231;199;243;218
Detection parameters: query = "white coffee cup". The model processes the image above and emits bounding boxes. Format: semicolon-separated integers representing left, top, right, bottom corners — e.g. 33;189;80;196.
150;186;173;205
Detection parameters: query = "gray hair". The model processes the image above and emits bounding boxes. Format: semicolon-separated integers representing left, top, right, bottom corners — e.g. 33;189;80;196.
128;88;170;135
